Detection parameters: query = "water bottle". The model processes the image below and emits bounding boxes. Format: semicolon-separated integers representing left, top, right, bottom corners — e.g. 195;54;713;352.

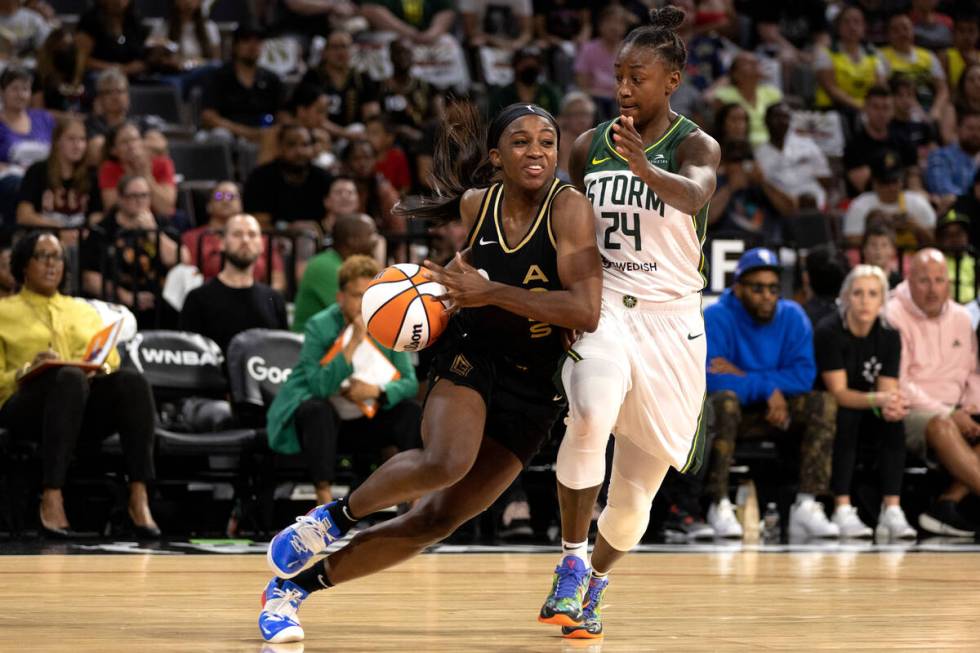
762;502;781;544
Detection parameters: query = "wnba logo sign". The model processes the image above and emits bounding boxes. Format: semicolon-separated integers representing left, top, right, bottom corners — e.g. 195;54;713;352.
402;324;424;351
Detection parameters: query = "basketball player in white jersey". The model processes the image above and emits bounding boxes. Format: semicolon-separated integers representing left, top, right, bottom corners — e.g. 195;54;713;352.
537;6;720;639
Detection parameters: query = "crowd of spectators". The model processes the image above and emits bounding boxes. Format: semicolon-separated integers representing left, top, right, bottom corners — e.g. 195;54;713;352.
1;0;980;541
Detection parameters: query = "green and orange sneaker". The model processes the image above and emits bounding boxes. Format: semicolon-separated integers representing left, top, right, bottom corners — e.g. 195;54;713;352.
538;556;590;627
562;575;608;639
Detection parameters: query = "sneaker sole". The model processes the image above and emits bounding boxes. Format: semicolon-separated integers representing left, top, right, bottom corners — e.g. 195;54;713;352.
917;513;975;538
263;624;304;644
538;613;582;627
562;627;604;639
874;525;917;541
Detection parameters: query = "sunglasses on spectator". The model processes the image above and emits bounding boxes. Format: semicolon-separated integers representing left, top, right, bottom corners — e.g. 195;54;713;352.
32;251;65;264
123;191;151;200
213;191;239;201
740;282;781;296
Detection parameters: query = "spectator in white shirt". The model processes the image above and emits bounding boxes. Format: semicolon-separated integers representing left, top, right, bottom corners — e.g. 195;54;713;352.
754;102;833;210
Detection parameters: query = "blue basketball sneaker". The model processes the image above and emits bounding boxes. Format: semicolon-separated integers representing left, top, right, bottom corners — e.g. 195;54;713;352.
259;578;308;643
562;575;609;639
267;502;345;578
538;555;590;627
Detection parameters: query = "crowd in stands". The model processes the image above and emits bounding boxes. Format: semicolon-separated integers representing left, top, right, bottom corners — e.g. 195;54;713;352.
2;0;980;542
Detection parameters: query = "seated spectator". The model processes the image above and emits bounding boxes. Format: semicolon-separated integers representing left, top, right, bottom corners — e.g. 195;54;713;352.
0;231;159;537
342;139;402;244
81;174;186;328
16;116;102;232
365;114;411;195
532;0;590;89
360;0;455;47
941;13;979;92
556;91;596;183
814;5;885;124
460;0;533;60
293;213;380;333
266;254;421;505
814;264;915;540
76;0;148;78
179;213;287;354
953;168;980;249
704;248;839;540
242;125;334;229
320;176;361;238
572;6;627;121
181;181;286;292
708;138;796;245
378;38;437;150
884;248;980;537
0;66;55;171
890;74;940;163
709;52;783;147
0;237;13;296
843;85;919;197
878;14;949;122
300;29;380;140
257;83;332;167
843;152;936;248
940;62;980;145
754;102;832;210
488;46;562;118
145;0;220;97
711;102;750;144
801;244;849;328
85;69;133;162
200;24;284;144
936;208;975;304
32;27;85;114
862;220;902;288
0;0;51;63
98;122;177;220
909;0;953;51
668;0;725;125
925;111;980;215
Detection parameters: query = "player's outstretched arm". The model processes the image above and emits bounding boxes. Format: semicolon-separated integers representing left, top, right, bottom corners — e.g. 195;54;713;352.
423;190;602;332
612;116;720;215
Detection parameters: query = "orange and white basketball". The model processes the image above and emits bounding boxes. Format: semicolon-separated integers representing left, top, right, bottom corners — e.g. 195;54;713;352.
361;263;450;352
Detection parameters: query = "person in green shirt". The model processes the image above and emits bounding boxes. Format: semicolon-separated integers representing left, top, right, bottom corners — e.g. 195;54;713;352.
267;254;420;505
292;212;379;332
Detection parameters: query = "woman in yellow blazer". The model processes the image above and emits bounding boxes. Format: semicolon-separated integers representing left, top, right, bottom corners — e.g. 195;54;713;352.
0;231;159;538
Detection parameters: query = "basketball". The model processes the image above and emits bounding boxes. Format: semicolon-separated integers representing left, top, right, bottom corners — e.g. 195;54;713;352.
361;263;450;352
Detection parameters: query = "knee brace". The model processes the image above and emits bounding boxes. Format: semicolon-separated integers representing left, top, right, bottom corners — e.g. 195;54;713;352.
596;439;670;552
555;358;627;490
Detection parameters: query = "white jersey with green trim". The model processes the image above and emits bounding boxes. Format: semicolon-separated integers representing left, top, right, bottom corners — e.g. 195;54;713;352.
583;115;709;303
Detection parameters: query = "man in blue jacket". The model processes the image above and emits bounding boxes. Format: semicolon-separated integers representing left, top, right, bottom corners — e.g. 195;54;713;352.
704;248;839;540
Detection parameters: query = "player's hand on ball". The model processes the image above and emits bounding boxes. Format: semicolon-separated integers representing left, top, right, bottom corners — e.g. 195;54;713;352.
423;252;494;309
612;115;654;179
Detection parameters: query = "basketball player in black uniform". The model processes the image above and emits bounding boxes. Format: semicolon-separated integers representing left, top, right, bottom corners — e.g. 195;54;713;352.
259;103;603;643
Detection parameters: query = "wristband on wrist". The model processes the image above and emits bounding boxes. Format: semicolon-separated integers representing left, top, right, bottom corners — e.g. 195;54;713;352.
868;392;882;418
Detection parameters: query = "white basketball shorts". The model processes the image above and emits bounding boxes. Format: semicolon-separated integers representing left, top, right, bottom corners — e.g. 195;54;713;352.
567;289;708;473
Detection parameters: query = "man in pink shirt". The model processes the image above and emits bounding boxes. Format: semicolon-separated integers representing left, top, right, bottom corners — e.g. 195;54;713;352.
885;248;980;537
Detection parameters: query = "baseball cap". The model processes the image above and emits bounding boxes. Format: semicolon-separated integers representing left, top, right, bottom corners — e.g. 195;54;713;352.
734;247;780;281
871;150;904;182
937;207;971;231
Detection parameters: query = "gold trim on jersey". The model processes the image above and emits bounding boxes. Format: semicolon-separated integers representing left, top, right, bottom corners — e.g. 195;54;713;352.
465;183;499;249
603;114;688;164
494;178;561;254
546;183;575;249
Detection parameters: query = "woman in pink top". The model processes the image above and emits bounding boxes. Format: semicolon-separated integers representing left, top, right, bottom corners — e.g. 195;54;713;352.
574;6;629;121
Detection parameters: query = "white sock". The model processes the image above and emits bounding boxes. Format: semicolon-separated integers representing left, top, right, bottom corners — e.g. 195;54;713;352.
591;568;608;579
561;539;588;566
796;493;815;505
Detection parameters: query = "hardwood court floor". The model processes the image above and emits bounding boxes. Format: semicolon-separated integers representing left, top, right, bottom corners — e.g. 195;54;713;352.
1;551;978;652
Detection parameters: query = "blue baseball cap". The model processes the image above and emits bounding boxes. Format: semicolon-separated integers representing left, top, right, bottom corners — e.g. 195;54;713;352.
734;247;780;281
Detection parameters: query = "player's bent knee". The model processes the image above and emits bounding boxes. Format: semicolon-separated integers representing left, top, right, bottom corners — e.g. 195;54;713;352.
416;450;473;489
597;505;650;552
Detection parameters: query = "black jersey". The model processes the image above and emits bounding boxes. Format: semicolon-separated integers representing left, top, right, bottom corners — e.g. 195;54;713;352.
453;178;572;376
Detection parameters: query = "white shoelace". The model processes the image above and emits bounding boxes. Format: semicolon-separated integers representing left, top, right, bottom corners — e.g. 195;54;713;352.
288;514;331;556
265;587;304;621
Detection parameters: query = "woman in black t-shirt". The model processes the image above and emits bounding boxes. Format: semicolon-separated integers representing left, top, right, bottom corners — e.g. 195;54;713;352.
814;264;916;541
16;116;102;234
